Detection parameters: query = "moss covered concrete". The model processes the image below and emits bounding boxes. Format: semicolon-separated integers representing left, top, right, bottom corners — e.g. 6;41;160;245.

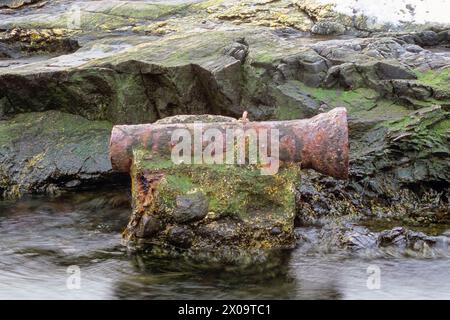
124;147;300;251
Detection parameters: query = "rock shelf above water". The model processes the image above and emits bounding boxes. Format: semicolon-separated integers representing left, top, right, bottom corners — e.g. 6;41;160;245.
0;0;448;230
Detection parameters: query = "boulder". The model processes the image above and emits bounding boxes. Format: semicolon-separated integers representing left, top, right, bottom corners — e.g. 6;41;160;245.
353;105;450;190
377;227;437;249
0;111;114;197
416;31;440;47
323;60;416;89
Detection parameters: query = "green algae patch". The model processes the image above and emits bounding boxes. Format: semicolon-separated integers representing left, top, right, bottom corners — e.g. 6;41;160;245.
380;106;450;158
382;105;449;132
366;105;450;185
404;68;450;108
193;0;227;10
415;67;450;92
433;118;450;135
4;2;191;31
275;80;410;122
298;83;382;113
0;111;110;146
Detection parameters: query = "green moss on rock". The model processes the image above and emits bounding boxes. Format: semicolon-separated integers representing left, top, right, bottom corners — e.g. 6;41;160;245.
124;147;300;252
415;67;450;92
275;80;410;123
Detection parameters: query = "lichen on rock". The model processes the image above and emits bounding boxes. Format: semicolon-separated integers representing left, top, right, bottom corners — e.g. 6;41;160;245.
0;28;80;57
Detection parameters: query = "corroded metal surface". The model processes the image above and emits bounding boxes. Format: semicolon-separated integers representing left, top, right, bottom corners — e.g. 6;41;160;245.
109;107;349;179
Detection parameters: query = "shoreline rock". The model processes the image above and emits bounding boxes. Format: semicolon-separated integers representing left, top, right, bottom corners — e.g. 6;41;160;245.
0;111;118;198
0;0;448;237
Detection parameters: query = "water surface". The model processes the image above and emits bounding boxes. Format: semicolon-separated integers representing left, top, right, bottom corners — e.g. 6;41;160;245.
0;190;449;299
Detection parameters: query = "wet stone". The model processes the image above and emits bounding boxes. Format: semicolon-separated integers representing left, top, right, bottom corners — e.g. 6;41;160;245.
167;225;194;249
173;192;209;224
311;21;345;35
377;227;437;249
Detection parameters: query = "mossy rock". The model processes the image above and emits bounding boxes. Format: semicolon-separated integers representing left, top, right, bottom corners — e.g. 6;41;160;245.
351;105;450;195
0;111;113;197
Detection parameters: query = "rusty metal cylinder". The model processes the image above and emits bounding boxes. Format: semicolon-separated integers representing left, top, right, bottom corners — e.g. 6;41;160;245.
109;107;349;179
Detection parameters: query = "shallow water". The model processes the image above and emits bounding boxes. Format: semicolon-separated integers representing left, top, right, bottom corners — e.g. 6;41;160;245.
0;190;449;300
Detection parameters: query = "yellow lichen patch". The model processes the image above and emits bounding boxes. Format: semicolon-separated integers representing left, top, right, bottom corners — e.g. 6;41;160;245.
133;21;179;35
26;152;45;169
0;28;79;54
205;0;314;31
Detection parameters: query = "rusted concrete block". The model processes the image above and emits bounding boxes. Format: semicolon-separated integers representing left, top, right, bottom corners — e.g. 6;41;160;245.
123;149;301;252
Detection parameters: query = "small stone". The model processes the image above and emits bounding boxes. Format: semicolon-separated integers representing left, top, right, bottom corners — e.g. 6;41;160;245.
417;31;439;46
45;184;60;195
0;0;39;9
404;44;423;53
270;226;282;235
173;192;209;224
342;228;377;250
65;180;81;188
377;227;437;249
437;30;449;43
